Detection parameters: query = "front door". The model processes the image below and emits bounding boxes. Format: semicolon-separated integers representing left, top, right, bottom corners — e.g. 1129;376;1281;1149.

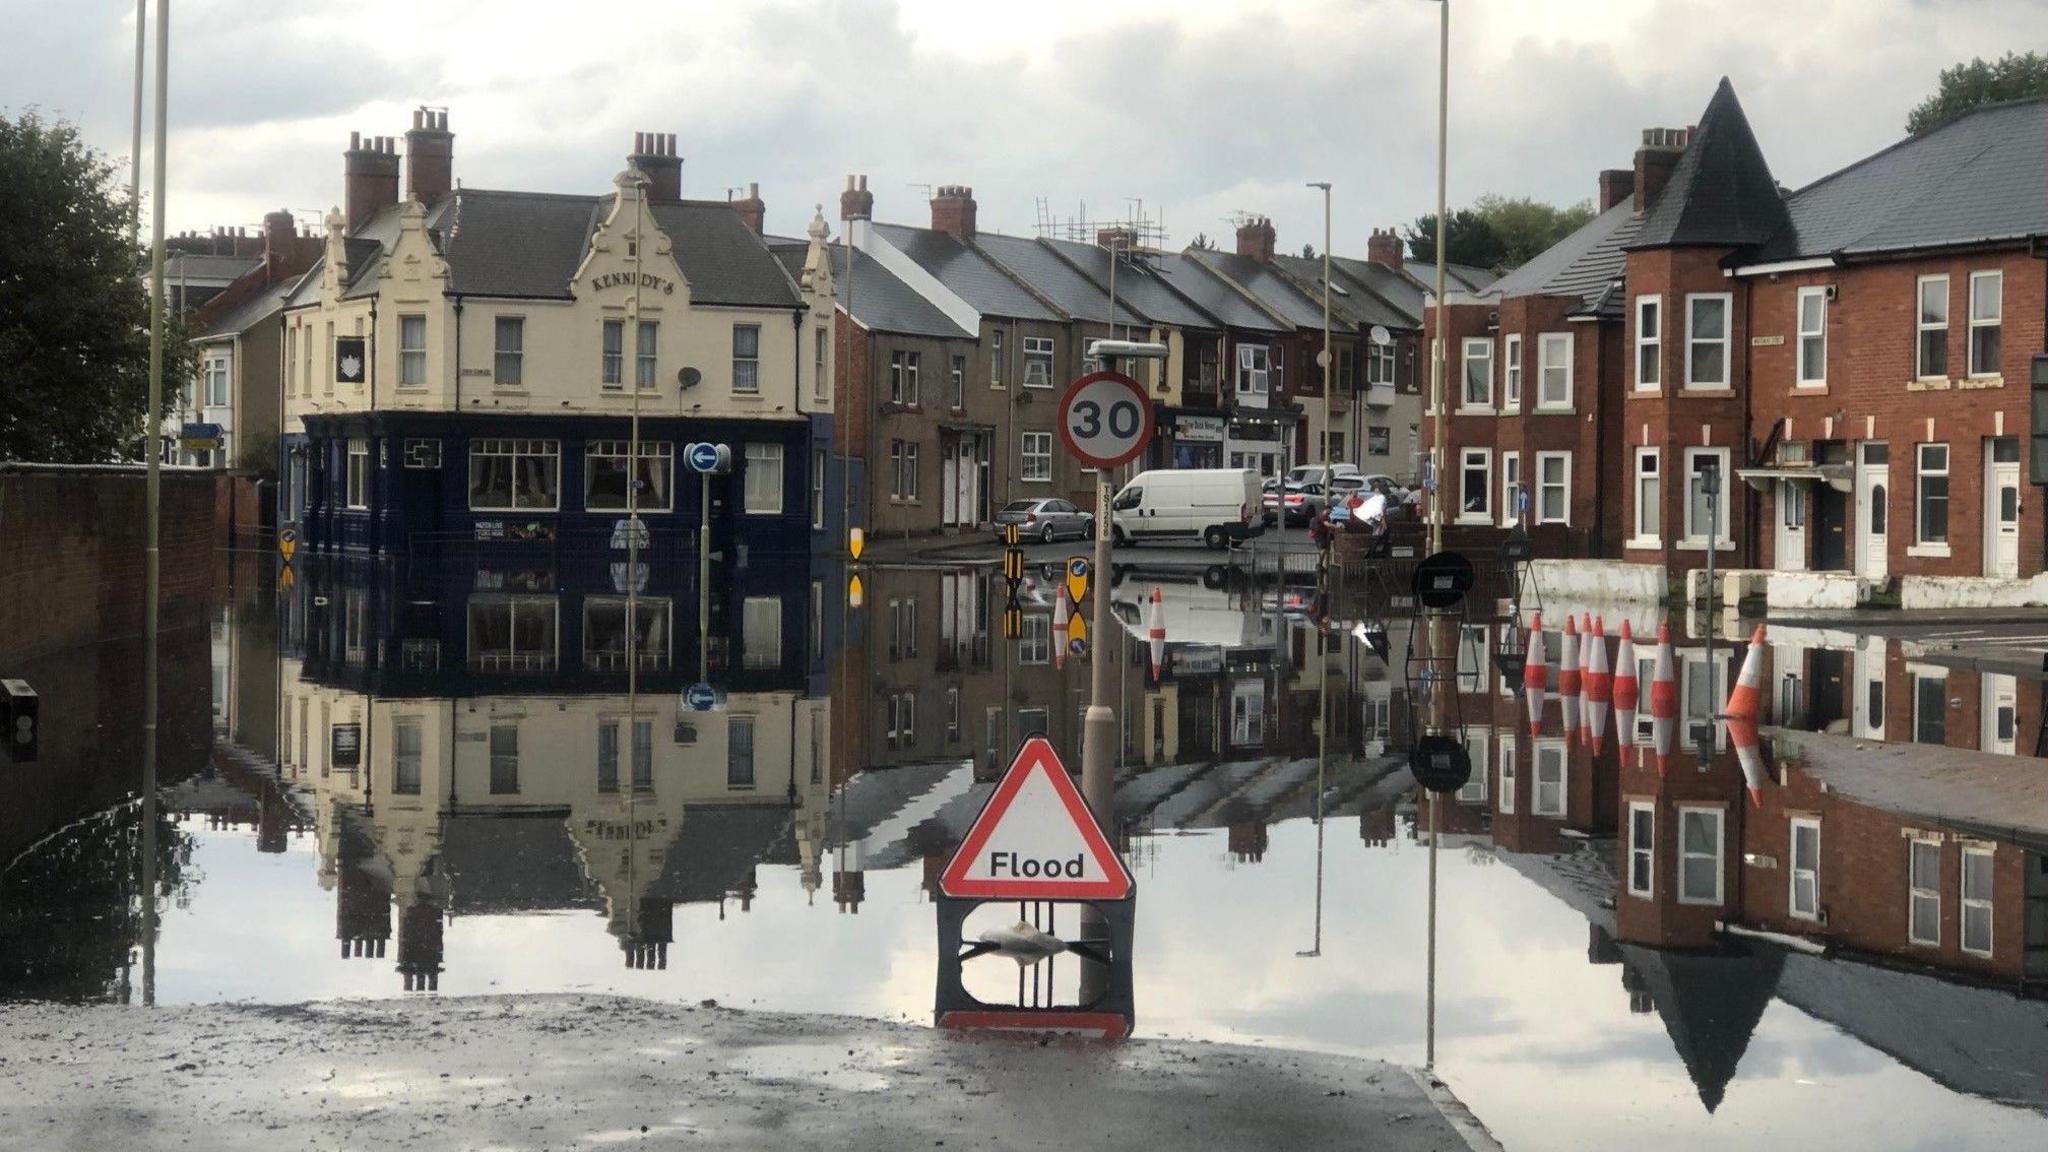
956;439;978;527
1809;647;1847;732
1985;437;2021;578
1981;672;2017;755
1856;443;1889;581
1775;480;1807;571
941;444;959;526
1812;482;1848;570
1853;636;1886;740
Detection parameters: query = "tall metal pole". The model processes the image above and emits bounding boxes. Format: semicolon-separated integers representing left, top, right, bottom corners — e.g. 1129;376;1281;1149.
627;176;645;851
699;475;711;677
1310;182;1332;467
129;0;145;240
140;0;169;1009
1429;0;1450;555
1425;781;1439;1068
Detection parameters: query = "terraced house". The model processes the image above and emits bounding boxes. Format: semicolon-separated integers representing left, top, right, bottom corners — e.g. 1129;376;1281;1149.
280;112;836;560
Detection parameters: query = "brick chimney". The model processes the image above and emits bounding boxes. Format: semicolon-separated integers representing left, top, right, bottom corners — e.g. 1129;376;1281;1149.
1366;226;1403;270
1235;216;1276;262
731;182;766;234
404;107;453;204
263;209;297;280
840;174;873;221
1633;127;1691;214
1097;225;1135;253
344;132;400;233
628;132;682;204
1597;169;1635;213
930;185;977;242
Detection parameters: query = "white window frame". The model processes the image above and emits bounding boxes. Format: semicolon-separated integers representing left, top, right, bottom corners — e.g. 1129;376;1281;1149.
1968;270;2002;378
1789;817;1821;921
200;353;230;407
732;324;761;394
1235;343;1270;398
1533;739;1566;817
1632;447;1661;546
1916;275;1949;380
1627;801;1655;899
1914;442;1949;550
990;328;1004;388
1456;728;1489;803
1536;332;1573;409
744;443;784;513
1019;614;1050;664
1497;735;1517;814
345;438;370;510
1682;447;1731;547
1500;451;1521;528
1020;431;1053;483
467;437;561;512
493;316;524;387
601;317;624;387
583;440;673;512
1796;287;1827;388
811;448;827;529
814;326;829;402
1908;837;1942;946
1535;450;1571;526
635;320;658;389
1676;805;1726;906
1456;447;1492;524
890;349;921;405
1502;334;1522;409
1684;293;1732;390
1910;663;1949;745
1634;295;1661;391
1459;337;1492;411
1960;845;1994;956
743;596;782;669
1022;336;1055;389
395;314;427;389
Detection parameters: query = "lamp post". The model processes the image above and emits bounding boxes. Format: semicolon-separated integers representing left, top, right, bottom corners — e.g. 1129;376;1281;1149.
1308;182;1332;470
1429;0;1449;555
140;0;169;1010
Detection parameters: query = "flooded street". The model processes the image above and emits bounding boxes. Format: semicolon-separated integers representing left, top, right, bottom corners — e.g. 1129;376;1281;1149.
5;550;2047;1152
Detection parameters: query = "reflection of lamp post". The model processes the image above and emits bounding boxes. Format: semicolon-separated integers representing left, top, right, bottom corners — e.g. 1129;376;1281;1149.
1307;181;1332;469
1427;0;1450;555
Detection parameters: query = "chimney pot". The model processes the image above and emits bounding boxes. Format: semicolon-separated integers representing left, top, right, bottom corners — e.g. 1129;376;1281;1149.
1366;226;1403;270
344;126;401;231
732;181;767;235
405;106;454;204
628;131;683;203
1235;216;1277;262
930;184;977;241
1632;126;1689;214
840;173;874;221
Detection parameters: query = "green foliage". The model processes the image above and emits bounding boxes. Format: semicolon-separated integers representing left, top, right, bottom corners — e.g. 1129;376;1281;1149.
1907;51;2048;135
1300;242;1317;259
0;111;194;464
1188;231;1216;250
1405;195;1597;273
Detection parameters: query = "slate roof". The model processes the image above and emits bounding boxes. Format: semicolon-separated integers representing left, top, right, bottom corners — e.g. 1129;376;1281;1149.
1271;254;1416;330
868;222;1059;321
1329;257;1426;325
768;242;972;340
439;813;601;914
1191;250;1326;329
1751;94;2048;262
1406;259;1499;293
1487;200;1644;316
160;253;261;284
649;201;803;308
196;277;294;340
1628;78;1790;251
972;232;1145;326
648;803;794;903
1618;942;1785;1114
1159;252;1286;333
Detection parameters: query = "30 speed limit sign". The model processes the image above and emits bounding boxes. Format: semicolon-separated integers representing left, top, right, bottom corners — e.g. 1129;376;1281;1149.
1056;371;1154;471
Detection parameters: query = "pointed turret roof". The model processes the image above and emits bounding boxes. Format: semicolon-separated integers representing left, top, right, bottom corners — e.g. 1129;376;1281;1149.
1627;78;1791;250
1619;943;1784;1113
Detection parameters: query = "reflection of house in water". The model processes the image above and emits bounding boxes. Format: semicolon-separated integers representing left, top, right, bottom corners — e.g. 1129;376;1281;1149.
279;554;832;985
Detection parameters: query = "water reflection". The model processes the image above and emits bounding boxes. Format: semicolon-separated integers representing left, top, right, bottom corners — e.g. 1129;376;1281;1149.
4;553;2048;1150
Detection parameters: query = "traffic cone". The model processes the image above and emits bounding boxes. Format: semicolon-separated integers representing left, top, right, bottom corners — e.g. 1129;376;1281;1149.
1650;620;1678;777
1557;614;1580;746
1584;615;1611;755
1724;624;1768;722
1729;717;1767;807
1052;587;1071;672
1147;585;1167;682
1613;620;1640;756
1523;611;1547;738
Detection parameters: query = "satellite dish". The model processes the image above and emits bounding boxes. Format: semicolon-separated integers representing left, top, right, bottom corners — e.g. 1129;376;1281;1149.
1369;324;1392;347
678;366;702;390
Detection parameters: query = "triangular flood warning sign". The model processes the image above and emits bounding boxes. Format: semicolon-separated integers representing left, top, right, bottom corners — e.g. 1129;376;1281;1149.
940;737;1134;901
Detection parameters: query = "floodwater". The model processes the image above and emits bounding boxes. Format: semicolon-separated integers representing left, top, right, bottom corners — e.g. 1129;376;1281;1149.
4;547;2047;1152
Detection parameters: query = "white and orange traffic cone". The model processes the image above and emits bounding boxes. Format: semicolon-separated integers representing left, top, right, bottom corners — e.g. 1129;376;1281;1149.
1724;624;1768;722
1613;620;1640;756
1729;717;1767;807
1147;585;1167;682
1523;611;1547;738
1585;615;1611;755
1650;620;1678;777
1558;614;1581;746
1052;586;1071;672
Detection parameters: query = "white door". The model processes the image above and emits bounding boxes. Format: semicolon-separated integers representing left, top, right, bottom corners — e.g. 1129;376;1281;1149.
1856;443;1889;581
1984;438;2020;578
941;450;958;525
957;441;978;527
1775;480;1807;571
1981;672;2017;755
1854;636;1886;740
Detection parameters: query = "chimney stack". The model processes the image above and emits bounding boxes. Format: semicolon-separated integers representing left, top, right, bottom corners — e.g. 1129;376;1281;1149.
930;184;977;242
1097;225;1135;253
731;181;766;234
1633;127;1691;214
628;132;683;204
344;131;400;233
1366;226;1403;271
1597;169;1635;213
1235;216;1276;263
405;108;454;204
263;209;295;280
840;174;873;222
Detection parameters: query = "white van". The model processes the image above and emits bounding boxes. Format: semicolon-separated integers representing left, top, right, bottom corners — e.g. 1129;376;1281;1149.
1108;469;1263;549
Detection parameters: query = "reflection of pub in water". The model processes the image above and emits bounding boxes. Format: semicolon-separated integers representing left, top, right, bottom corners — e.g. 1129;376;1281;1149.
1432;616;2048;1111
280;554;833;987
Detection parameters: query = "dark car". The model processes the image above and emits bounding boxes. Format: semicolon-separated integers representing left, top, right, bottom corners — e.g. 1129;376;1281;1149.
993;497;1094;544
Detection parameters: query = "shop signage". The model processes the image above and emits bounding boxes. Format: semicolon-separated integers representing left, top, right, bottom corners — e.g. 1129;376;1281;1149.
1177;415;1225;442
590;270;676;295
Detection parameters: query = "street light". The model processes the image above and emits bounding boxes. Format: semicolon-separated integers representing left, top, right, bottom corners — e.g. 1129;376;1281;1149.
1429;0;1449;556
1307;182;1332;471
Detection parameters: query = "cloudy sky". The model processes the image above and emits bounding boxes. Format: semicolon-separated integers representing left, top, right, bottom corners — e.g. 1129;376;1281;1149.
4;0;2042;253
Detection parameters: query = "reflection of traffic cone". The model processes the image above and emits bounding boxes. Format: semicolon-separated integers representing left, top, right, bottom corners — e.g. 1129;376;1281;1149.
1728;717;1766;807
1053;587;1071;672
1585;615;1611;755
1724;624;1768;722
1558;615;1580;746
1650;620;1678;777
1147;585;1166;682
1613;621;1640;756
1524;612;1547;738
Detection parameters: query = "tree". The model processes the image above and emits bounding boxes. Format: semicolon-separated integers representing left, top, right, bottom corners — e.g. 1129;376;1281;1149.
1188;231;1216;250
0;111;190;464
1907;51;2048;135
1300;242;1317;259
1405;195;1596;272
1403;209;1505;270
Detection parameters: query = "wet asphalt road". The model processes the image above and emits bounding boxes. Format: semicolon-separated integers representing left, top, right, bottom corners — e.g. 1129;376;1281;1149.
0;996;1498;1152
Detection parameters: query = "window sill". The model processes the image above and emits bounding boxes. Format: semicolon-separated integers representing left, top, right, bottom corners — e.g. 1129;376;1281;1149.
1794;381;1828;392
1625;536;1663;550
1959;374;2005;391
1906;376;1953;392
1454;514;1494;526
1021;477;1053;484
1532;405;1575;415
1455;406;1494;417
1680;385;1736;396
1674;538;1735;552
1626;889;1654;902
1906;543;1952;558
730;393;765;402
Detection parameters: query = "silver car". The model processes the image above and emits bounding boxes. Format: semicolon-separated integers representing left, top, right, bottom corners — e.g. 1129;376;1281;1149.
993;497;1094;544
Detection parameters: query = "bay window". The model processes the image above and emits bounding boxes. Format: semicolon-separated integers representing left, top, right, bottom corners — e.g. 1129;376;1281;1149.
1685;294;1731;388
1634;295;1661;390
1537;333;1572;408
1461;338;1492;409
1796;287;1826;387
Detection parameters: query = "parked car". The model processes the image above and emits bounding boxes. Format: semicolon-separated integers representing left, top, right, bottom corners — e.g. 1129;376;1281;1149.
1259;478;1282;525
1274;482;1329;527
1286;463;1361;489
1110;468;1264;550
994;497;1093;544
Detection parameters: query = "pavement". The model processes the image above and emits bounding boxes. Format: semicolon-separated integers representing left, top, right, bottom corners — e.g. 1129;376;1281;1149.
0;995;1502;1152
